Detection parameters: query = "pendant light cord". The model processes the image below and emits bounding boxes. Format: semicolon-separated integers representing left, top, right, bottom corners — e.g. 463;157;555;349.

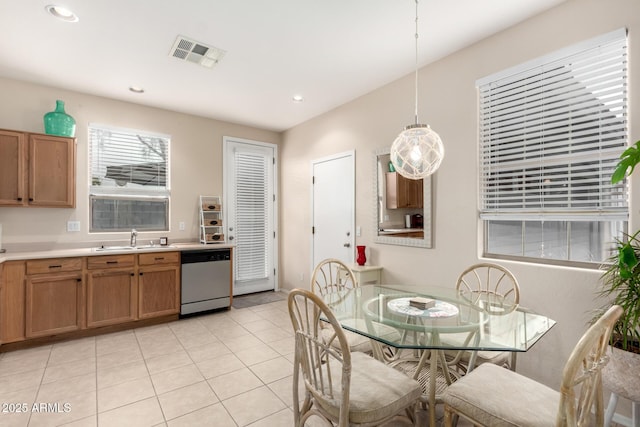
413;0;419;125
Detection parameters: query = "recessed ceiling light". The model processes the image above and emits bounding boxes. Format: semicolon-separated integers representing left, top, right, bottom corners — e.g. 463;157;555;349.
45;5;79;22
129;86;145;94
292;95;304;103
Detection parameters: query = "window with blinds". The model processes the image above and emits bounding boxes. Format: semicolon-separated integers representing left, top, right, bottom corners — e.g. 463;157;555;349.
88;124;170;232
234;151;269;282
478;28;628;266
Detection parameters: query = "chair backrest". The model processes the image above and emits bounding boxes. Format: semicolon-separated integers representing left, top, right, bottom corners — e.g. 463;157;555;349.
311;258;358;297
557;304;622;426
456;263;520;314
288;288;352;426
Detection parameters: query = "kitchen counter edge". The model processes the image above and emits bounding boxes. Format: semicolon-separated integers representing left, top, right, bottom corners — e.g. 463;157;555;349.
0;243;236;263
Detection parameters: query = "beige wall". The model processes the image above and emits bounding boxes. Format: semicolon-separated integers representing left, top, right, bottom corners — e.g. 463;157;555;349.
1;0;637;418
280;0;640;409
0;77;281;247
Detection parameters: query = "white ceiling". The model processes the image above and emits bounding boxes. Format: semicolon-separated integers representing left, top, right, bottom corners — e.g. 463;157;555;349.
0;0;566;132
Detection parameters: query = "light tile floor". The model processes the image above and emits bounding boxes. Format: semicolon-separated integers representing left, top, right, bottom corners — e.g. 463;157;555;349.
0;294;460;427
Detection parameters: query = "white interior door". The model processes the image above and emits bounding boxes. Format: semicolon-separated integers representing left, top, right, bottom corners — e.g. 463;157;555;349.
224;137;277;296
311;151;355;269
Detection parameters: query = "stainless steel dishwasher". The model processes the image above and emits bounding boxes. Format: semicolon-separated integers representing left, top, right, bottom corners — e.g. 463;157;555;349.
181;248;231;315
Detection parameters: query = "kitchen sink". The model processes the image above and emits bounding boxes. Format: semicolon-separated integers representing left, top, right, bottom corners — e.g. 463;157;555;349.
94;244;175;251
94;245;136;251
136;244;176;250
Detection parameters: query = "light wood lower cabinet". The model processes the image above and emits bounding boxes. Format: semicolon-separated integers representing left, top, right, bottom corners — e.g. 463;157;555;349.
138;252;180;319
0;250;182;347
0;261;26;343
25;258;84;338
87;255;136;328
86;252;180;326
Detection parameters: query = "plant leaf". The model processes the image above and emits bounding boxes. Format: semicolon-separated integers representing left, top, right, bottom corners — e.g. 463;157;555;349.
618;243;638;279
612;141;640;184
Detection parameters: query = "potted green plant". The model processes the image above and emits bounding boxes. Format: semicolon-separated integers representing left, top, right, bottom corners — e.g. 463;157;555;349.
600;139;640;354
599;231;640;353
595;140;640;421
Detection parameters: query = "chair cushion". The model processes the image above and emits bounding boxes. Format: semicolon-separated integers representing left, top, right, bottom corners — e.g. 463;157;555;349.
315;352;422;424
442;363;559;426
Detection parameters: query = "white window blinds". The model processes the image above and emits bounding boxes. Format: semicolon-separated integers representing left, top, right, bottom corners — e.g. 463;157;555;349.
234;151;269;282
89;125;170;196
478;29;628;222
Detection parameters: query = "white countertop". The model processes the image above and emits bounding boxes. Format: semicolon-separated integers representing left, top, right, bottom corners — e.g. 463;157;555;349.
0;242;235;263
377;228;424;236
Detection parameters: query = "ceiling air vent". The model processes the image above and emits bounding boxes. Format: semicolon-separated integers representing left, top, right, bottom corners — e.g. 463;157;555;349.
169;35;226;69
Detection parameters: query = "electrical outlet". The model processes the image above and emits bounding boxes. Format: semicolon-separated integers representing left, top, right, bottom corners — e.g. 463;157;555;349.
67;221;80;232
356;226;361;237
179;221;185;231
299;273;304;282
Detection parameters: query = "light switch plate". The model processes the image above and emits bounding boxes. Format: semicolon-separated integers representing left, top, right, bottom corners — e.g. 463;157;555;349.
179;221;185;231
67;221;80;232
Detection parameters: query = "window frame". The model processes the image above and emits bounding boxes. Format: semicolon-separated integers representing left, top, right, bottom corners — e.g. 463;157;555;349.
478;28;629;268
88;124;171;233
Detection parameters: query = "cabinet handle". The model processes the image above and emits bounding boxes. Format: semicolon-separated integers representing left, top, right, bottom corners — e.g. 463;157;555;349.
29;198;33;202
130;273;135;276
154;257;164;261
139;272;144;276
77;278;81;282
17;197;22;201
106;261;118;264
49;265;62;269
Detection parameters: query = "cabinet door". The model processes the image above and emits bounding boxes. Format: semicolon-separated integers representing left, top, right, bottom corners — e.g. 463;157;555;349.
87;268;137;328
403;178;423;209
385;172;423;209
28;133;76;207
0;130;27;206
0;261;26;343
138;265;180;319
26;272;84;338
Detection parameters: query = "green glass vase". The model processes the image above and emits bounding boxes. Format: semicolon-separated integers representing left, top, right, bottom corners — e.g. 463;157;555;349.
44;100;76;137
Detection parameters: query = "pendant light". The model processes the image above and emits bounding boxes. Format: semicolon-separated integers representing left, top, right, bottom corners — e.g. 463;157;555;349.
390;0;444;179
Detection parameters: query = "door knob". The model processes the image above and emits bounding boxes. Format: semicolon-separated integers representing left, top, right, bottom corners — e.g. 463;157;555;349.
343;243;351;248
229;236;235;240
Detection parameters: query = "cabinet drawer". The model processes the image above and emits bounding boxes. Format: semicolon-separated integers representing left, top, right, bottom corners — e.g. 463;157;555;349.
87;254;135;270
26;257;83;275
138;251;180;266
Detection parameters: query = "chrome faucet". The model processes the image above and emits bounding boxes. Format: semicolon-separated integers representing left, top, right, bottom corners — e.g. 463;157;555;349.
130;229;137;247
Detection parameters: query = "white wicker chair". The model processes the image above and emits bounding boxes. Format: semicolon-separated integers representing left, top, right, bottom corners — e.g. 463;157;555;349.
445;263;521;373
288;288;422;427
311;258;357;297
311;258;399;354
442;305;623;426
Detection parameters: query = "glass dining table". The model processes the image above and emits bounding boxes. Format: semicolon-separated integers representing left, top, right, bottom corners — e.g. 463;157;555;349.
321;284;556;427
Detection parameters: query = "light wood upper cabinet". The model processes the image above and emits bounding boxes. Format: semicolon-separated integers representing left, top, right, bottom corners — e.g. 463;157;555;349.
29;133;76;207
0;130;26;206
25;258;84;338
0;129;76;208
385;172;423;209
